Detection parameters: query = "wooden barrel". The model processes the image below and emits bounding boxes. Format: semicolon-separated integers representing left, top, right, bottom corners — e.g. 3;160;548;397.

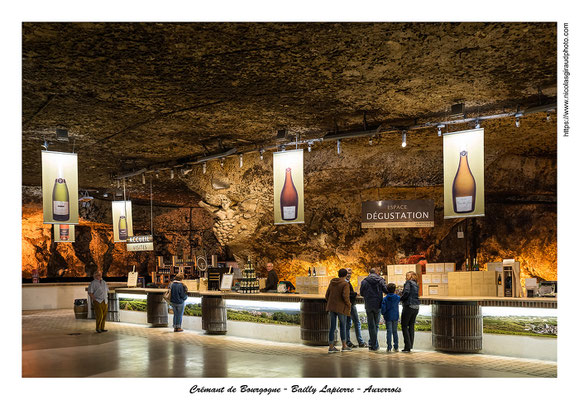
146;292;168;327
431;301;483;353
300;299;333;346
106;292;120;322
73;300;88;319
201;296;227;334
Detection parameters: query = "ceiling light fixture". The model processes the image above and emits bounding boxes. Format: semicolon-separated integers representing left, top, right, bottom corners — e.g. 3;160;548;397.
369;137;373;146
401;131;407;148
220;158;225;167
475;119;481;129
281;145;286;152
546;112;551;121
437;124;445;137
260;149;264;160
142;174;146;185
239;154;243;168
307;141;312;152
202;162;207;174
170;169;174;179
337;139;341;154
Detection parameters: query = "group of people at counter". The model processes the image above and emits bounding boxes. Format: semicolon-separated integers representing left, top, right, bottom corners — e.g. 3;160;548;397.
325;266;421;354
86;261;420;347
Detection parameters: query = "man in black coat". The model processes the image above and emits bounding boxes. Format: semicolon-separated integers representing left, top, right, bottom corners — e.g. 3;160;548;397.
264;262;279;292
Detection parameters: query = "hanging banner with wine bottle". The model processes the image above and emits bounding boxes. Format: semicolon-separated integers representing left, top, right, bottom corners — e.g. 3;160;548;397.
41;151;79;224
111;201;134;242
273;149;304;225
53;224;75;242
443;128;485;219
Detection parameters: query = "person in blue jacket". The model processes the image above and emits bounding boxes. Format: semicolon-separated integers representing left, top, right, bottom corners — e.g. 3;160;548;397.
170;274;189;332
381;283;400;352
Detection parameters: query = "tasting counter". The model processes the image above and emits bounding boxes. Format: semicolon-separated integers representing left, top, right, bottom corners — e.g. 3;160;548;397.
114;287;556;352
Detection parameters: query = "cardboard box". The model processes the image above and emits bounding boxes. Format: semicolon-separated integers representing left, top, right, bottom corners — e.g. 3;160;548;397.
435;264;445;273
296;276;305;286
198;278;208;292
396;276;406;286
182;279;199;291
445;263;456;272
442;274;448;284
471;271;484;285
428;285;439;295
431;274;442;284
439;284;448;296
448;284;458;297
486;262;503;272
484;284;497;297
387;265;395;276
394;265;405;275
472;284;484;296
422;274;432;284
426;264;436;273
483;271;497;284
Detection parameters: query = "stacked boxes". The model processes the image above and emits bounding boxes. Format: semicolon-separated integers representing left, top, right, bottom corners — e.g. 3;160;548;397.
448;271;498;297
386;264;418;289
296;275;331;294
422;263;454;296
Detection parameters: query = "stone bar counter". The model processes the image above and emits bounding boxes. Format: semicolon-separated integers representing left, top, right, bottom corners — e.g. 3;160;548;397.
115;287;557;352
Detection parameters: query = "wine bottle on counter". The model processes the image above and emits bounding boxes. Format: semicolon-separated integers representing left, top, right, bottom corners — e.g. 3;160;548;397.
280;167;298;220
59;224;69;240
313;267;316;276
52;170;70;221
452;150;476;213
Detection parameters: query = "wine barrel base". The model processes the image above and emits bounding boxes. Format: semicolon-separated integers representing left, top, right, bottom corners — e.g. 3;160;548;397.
431;301;483;353
146;292;168;327
73;304;88;319
300;299;332;346
202;296;227;335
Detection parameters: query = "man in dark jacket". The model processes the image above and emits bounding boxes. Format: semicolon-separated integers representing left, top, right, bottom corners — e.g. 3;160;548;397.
170;274;188;332
345;268;367;348
264;263;279;292
360;268;388;351
325;268;352;353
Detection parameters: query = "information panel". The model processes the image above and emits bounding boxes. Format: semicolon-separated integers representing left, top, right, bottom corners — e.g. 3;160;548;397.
273;149;304;225
112;201;133;242
53;224;75;242
126;235;154;251
41;151;79;224
443;128;485;219
362;200;434;228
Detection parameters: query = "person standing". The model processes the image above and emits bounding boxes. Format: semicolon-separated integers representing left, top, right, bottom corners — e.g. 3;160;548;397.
360;268;388;351
264;262;279;292
170;273;188;332
325;268;352;353
381;283;401;352
400;271;420;352
345;268;367;348
88;270;109;333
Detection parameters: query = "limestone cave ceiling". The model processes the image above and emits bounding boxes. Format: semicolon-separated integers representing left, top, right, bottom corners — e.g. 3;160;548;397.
22;22;557;206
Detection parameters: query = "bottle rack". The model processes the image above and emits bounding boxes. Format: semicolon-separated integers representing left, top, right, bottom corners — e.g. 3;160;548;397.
240;258;259;294
154;256;198;287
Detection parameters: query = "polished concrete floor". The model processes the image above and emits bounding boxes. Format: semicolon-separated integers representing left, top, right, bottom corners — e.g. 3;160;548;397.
22;310;557;378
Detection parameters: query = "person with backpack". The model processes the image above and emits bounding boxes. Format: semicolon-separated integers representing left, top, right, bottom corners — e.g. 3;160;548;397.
360;268;388;351
169;274;188;332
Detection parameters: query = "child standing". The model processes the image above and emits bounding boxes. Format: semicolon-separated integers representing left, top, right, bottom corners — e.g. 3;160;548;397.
381;283;401;352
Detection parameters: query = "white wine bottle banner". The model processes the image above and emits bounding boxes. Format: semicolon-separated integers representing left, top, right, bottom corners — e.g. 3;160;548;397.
443;128;485;219
112;200;134;242
273;149;304;225
41;151;79;225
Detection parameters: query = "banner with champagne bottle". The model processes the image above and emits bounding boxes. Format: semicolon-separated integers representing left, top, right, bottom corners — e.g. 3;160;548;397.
53;224;75;242
41;151;79;224
112;200;134;242
273;149;304;225
443;128;485;219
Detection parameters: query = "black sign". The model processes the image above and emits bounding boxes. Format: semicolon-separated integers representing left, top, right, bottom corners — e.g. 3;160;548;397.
362;200;435;228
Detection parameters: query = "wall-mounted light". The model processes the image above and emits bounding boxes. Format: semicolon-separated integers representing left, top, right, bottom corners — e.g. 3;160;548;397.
337;139;341;154
369;137;373;146
203;162;207;174
475;119;481;129
401;131;407;148
308;141;313;152
155;171;159;178
239;154;243;168
437;124;444;137
515;112;523;128
546;112;551;121
260;149;264;160
170;169;174;179
281;145;286;152
142;174;146;185
220;158;225;167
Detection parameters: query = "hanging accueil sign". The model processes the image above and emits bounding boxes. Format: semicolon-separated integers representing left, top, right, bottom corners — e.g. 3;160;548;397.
41;151;79;224
53;224;75;242
443;128;485;219
112;200;134;242
273;149;304;225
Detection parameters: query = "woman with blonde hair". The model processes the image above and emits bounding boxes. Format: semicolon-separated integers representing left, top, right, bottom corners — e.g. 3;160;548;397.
400;270;420;352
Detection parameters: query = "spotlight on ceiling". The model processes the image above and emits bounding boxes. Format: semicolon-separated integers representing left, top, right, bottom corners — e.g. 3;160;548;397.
202;162;207;174
239;154;243;168
515;111;523;128
337;139;341;154
401;131;407;148
260;149;264;160
546;112;551;121
369;137;373;146
142;174;146;185
437;124;445;137
182;167;192;176
220;158;225;167
475;119;481;129
170;169;174;179
307;141;313;152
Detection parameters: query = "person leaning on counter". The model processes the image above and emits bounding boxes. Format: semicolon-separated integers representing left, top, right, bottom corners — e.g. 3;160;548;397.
263;262;279;292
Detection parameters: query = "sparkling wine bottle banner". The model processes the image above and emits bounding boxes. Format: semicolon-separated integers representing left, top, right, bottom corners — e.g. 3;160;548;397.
443;128;485;219
273;149;305;225
111;200;134;242
41;151;79;225
53;224;75;242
